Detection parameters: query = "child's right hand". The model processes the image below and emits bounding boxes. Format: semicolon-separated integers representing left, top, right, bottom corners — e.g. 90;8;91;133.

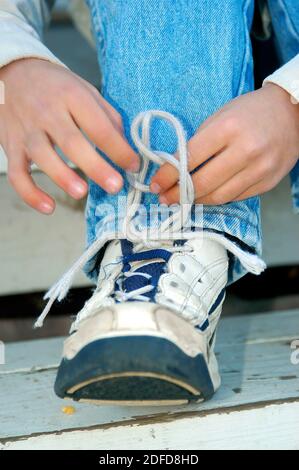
0;58;139;214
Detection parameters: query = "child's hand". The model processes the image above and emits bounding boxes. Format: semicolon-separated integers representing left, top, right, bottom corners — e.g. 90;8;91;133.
151;84;299;205
0;59;139;214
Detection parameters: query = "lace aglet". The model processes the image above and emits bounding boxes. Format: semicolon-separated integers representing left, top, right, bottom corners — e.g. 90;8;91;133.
33;297;56;329
33;318;44;329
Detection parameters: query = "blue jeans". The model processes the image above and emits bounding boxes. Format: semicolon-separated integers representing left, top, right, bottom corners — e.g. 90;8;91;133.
84;0;263;284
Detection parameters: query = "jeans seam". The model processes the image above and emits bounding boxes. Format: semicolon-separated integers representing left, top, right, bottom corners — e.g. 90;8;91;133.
276;0;299;41
236;0;253;96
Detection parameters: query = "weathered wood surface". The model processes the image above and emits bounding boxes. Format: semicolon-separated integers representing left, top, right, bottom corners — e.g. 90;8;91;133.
0;172;91;296
2;402;298;450
0;309;298;449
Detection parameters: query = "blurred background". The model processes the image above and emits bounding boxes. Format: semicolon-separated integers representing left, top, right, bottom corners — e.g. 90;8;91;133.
0;1;299;342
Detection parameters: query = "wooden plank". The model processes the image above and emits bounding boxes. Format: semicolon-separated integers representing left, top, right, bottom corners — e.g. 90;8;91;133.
0;341;297;440
0;337;63;375
2;401;299;450
0;173;91;295
216;308;299;347
261;176;299;266
1;309;298;374
0;310;298;441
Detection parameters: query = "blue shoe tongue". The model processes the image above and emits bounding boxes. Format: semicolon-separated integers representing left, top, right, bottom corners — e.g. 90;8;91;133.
123;262;166;300
120;239;134;256
116;240;172;301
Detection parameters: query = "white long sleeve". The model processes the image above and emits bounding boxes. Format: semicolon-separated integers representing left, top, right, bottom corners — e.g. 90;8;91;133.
264;54;299;104
0;0;65;69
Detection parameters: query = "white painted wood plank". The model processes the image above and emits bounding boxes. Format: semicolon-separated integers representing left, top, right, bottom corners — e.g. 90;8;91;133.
2;309;298;374
0;337;63;374
2;401;299;450
216;308;299;347
261;177;299;266
0;173;92;295
0;311;298;439
0;341;297;440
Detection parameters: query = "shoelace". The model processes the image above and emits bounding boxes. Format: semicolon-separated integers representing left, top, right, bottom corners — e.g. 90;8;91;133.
35;110;266;328
114;242;192;303
115;247;172;302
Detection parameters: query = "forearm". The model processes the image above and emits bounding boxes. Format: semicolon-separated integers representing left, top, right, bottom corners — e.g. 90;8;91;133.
0;0;65;69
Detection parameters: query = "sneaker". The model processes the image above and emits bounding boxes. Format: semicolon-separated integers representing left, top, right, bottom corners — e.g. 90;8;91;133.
54;236;228;405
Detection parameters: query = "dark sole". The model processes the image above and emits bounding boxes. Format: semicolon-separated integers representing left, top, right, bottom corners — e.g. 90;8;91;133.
55;335;215;405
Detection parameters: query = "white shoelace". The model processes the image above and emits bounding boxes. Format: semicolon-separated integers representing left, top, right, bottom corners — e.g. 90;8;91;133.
34;110;265;328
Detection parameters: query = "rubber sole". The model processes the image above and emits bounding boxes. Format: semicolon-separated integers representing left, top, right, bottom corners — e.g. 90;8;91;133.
54;335;215;406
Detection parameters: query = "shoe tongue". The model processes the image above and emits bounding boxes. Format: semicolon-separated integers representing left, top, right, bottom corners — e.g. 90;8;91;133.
122;261;165;300
97;239;176;300
119;240;175;300
97;239;160;288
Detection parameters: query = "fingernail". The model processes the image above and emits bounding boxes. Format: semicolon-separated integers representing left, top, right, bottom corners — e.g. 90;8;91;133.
150;182;161;194
69;181;87;198
128;158;140;173
159;195;169;205
39;201;54;214
106;176;122;194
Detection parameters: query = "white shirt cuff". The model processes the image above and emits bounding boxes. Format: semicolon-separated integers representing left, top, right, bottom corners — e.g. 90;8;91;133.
263;54;299;104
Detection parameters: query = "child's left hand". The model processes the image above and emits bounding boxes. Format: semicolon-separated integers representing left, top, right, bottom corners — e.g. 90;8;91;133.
150;83;299;205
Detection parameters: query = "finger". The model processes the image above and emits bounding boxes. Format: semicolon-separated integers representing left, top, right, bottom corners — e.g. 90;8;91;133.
197;154;282;204
232;178;277;201
98;98;124;133
150;116;228;194
7;154;55;214
26;132;88;199
195;168;261;205
49;115;124;194
159;146;246;204
77;79;123;133
68;87;140;172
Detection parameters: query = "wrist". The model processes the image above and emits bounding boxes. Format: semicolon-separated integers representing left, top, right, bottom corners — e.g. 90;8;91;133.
264;82;299;130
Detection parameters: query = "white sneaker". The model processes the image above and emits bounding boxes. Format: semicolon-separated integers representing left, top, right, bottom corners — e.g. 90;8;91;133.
54;236;228;405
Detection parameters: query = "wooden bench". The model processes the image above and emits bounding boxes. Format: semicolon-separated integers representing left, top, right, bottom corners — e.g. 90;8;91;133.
1;309;298;450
